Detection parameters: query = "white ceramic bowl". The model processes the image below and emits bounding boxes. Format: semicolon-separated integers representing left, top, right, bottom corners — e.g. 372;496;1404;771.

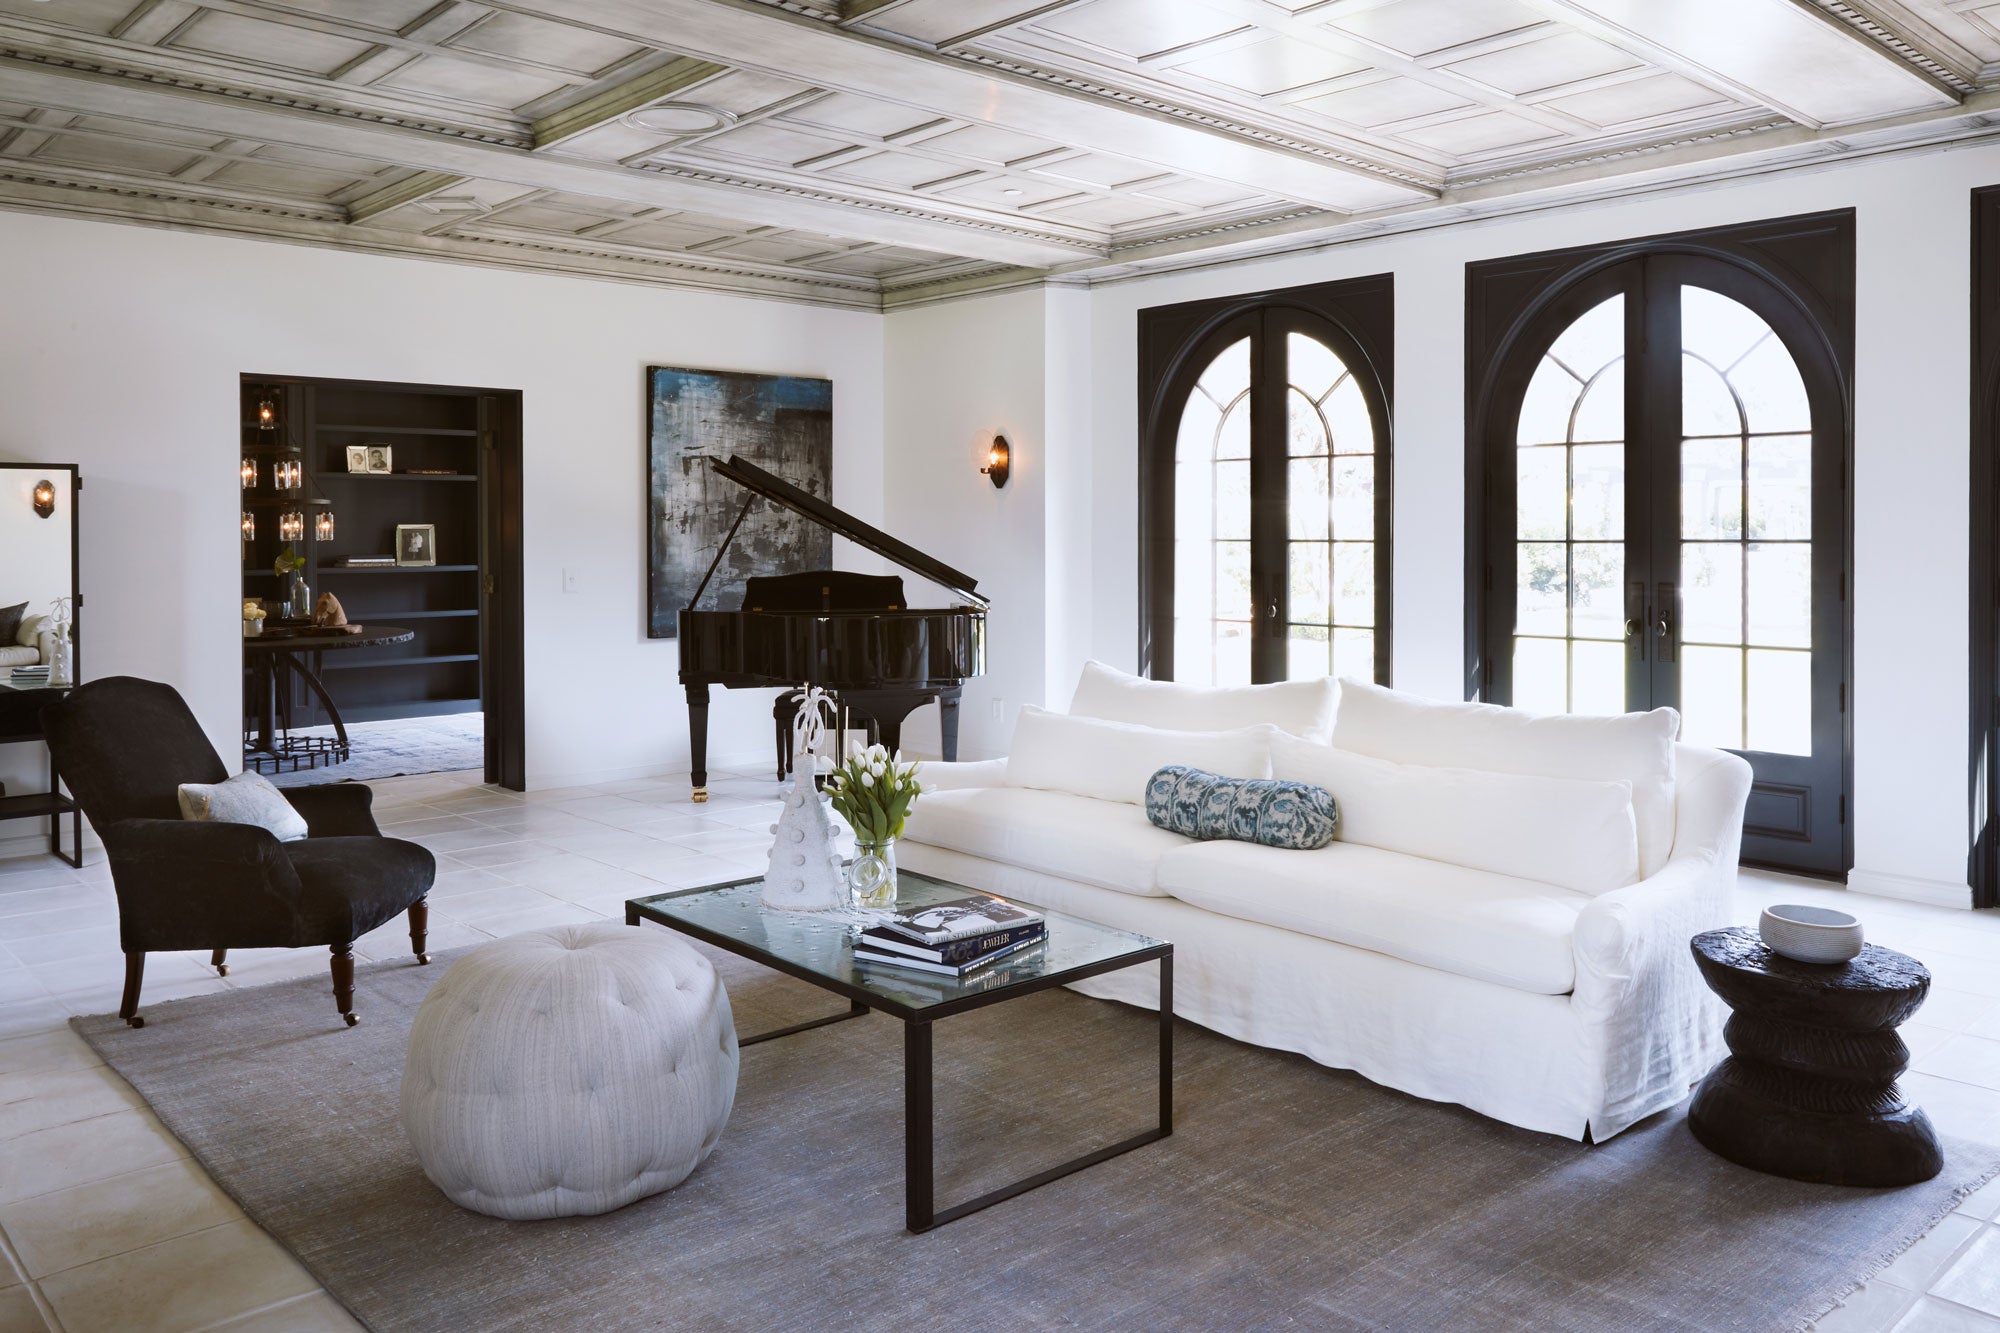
1759;904;1864;965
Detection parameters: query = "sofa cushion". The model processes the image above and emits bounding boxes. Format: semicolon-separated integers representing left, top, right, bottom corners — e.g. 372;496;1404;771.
903;787;1188;897
1156;839;1588;995
1006;706;1273;805
1068;659;1336;741
1271;734;1638;895
1332;679;1679;879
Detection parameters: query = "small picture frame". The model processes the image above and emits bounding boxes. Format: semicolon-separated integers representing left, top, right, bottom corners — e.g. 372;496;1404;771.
395;523;436;567
365;444;393;474
344;445;369;473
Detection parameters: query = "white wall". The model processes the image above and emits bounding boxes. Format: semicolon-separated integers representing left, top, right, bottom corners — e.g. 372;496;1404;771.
1076;144;2000;903
0;209;883;799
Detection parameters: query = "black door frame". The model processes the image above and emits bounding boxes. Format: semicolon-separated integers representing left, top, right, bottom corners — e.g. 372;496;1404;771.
1466;211;1855;878
239;373;526;791
1969;187;2000;907
1137;272;1394;684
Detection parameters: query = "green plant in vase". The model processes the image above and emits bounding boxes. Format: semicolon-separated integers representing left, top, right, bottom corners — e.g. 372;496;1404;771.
272;545;311;621
825;743;922;908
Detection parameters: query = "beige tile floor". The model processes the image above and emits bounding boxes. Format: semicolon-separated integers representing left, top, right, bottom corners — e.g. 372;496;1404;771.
2;763;2000;1332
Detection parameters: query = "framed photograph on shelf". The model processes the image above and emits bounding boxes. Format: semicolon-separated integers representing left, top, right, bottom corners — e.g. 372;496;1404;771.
395;523;436;567
365;444;393;474
344;445;370;473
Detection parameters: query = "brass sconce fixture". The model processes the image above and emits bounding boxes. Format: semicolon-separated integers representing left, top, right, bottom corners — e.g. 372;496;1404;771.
31;479;54;518
981;435;1010;489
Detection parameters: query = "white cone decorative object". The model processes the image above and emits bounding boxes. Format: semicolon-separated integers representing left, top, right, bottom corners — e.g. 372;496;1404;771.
760;686;848;912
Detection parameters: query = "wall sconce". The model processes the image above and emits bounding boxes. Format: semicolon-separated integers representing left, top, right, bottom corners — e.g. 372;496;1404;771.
981;435;1010;489
241;510;256;542
256;395;278;431
240;456;258;490
314;508;335;542
30;479;54;518
279;509;304;543
273;457;302;491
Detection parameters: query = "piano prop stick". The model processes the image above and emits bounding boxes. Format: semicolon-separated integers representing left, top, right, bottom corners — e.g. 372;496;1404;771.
678;456;988;803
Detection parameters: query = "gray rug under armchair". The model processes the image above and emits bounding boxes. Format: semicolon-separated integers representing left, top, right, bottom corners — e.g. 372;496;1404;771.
73;942;2000;1333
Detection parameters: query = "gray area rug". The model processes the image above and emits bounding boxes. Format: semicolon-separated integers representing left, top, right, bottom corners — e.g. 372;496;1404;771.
75;945;2000;1333
267;713;482;787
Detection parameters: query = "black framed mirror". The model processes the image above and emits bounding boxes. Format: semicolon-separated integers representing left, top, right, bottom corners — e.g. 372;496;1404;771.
0;463;81;683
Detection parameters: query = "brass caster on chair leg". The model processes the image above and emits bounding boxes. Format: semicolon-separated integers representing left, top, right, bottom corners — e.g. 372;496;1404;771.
342;1012;359;1028
417;953;431;965
126;1015;144;1029
691;787;709;803
215;964;228;977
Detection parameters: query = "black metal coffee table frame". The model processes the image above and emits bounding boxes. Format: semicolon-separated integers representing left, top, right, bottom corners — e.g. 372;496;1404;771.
627;882;1173;1234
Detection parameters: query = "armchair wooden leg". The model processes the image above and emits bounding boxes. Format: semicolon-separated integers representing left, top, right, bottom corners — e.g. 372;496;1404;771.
330;945;357;1027
409;900;430;965
119;952;145;1029
210;948;228;978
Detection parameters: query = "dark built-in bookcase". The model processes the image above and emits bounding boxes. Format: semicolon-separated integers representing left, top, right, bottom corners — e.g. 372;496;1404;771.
241;377;490;726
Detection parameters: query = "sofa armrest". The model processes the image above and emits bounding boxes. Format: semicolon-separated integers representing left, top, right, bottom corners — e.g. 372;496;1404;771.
920;758;1009;791
282;782;380;838
99;817;309;949
1569;746;1751;1136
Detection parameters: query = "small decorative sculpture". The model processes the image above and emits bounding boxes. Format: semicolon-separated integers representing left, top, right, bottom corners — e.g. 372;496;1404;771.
312;591;349;629
44;595;73;686
760;685;848;912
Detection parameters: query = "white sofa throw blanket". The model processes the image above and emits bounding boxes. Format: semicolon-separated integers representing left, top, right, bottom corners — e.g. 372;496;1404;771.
1270;734;1639;895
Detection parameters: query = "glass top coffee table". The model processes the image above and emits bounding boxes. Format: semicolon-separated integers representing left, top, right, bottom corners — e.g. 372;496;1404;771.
627;869;1172;1233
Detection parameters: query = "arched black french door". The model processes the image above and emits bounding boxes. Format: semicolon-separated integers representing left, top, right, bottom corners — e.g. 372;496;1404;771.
1139;274;1394;686
1469;215;1854;877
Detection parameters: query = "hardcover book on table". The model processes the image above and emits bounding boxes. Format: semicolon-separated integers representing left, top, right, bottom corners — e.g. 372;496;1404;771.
853;935;1045;978
876;894;1043;946
858;920;1044;966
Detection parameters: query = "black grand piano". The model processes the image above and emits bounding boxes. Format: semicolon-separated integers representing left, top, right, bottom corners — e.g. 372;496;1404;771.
678;455;988;802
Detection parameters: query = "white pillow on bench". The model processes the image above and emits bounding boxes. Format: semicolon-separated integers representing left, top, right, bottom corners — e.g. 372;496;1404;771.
1273;733;1640;896
1007;705;1275;806
1068;660;1336;741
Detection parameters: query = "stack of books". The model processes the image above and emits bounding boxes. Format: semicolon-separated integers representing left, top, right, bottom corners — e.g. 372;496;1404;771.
854;894;1046;978
328;555;397;568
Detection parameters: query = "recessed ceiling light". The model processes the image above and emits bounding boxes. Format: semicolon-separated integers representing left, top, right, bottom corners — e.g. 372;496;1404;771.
621;103;737;136
1002;188;1023;197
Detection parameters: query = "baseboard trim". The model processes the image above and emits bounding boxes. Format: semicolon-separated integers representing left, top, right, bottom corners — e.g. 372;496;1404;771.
1845;869;1973;910
524;748;768;793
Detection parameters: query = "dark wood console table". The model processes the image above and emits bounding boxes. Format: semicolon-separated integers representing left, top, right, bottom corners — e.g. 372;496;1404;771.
243;625;413;772
0;673;80;867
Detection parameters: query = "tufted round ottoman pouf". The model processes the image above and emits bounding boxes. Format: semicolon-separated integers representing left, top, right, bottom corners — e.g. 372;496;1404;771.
400;923;738;1220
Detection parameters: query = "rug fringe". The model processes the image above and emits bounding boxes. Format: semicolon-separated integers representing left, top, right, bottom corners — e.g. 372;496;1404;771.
1791;1151;2000;1332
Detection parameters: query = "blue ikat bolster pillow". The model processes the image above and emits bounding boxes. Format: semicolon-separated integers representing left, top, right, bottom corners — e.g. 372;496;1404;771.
1144;765;1337;850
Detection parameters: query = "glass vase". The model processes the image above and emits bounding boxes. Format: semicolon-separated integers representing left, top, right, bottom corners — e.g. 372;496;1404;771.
848;838;898;909
282;571;312;621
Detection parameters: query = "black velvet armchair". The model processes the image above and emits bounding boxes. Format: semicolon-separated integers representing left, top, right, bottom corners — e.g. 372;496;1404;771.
41;676;435;1028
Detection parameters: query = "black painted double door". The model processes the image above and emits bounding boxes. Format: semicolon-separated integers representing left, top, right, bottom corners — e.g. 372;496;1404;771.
1480;253;1848;876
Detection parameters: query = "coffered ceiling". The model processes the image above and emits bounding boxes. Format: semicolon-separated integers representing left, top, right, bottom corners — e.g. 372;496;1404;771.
0;0;1996;308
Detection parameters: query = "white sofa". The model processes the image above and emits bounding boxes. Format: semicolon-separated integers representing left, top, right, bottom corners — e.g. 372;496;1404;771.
901;665;1752;1141
0;613;54;670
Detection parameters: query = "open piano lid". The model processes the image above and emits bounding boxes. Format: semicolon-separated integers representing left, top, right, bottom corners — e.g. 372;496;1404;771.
705;455;989;610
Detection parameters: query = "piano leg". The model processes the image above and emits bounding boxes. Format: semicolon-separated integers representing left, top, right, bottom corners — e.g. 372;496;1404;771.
938;686;962;762
687;682;711;802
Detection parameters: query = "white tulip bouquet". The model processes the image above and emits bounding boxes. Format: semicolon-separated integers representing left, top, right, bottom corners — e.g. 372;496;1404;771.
824;743;922;846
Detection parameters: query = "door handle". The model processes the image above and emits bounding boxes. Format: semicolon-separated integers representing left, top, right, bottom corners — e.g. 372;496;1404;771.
1626;581;1648;661
1655;582;1677;662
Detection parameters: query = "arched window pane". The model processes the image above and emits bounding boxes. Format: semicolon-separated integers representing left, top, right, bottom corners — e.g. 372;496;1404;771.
1571;361;1624;442
1215;393;1250;460
1175;337;1252;687
1287;387;1328;456
1325;377;1373;454
1682;355;1741;436
1675;284;1813;755
1513;294;1626;715
1196;337;1250;407
1289;332;1343;401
